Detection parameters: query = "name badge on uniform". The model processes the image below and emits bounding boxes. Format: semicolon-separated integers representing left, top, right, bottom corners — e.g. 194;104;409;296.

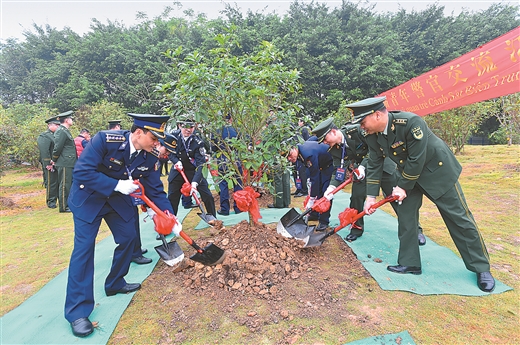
295;178;302;190
335;167;346;181
130;189;145;206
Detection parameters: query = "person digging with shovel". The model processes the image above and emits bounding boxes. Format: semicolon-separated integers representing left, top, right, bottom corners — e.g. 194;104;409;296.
164;113;217;218
284;138;335;232
311;118;426;245
352;96;494;292
64;113;180;338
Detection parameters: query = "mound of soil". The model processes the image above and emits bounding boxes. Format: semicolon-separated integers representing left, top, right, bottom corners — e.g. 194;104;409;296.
147;219;374;344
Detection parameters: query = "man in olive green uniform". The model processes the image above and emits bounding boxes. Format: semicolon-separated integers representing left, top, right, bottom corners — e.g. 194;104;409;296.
51;111;77;213
312;118;425;244
351;96;494;292
37;116;60;208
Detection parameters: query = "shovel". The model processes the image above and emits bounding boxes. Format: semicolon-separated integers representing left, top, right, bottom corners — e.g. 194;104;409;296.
155;234;185;267
132;180;226;266
277;173;354;239
131;182;184;266
176;166;218;226
301;195;399;248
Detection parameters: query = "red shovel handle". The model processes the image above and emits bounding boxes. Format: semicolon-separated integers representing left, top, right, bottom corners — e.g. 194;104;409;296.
175;166;202;206
310;173;354;214
332;194;399;234
131;180;203;253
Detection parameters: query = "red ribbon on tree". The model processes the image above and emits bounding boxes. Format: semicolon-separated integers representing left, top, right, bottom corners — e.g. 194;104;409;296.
233;186;262;224
180;182;191;197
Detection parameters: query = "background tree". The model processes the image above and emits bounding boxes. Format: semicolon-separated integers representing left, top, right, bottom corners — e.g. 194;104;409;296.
158;29;301;192
425;103;489;154
490;93;520;145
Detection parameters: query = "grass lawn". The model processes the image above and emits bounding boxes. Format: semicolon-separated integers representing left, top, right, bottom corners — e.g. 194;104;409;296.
1;145;519;344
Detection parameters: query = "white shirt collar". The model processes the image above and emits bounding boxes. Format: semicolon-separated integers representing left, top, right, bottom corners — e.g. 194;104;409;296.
128;134;141;155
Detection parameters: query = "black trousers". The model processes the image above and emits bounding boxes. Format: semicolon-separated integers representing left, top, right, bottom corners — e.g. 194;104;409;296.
168;172;216;217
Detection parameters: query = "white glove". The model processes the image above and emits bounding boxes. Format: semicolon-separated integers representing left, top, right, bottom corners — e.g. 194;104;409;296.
172;217;183;236
324;185;335;201
190;181;198;195
354;165;365;180
146;207;156;219
174;161;183;170
306;196;316;209
114;179;139;195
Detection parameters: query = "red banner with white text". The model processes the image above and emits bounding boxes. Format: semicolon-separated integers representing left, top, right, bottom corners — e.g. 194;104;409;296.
378;27;520;116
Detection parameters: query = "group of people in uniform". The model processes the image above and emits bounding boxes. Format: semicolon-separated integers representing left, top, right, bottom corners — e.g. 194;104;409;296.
37;111;77;213
36;97;494;338
307;97;494;293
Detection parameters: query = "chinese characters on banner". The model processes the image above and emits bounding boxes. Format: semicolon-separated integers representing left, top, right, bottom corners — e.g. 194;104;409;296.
378;26;520;116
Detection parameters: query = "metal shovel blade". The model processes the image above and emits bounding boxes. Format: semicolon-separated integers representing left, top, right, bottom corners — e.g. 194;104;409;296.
302;232;328;248
154;239;185;266
197;212;218;226
277;208;315;239
190;243;227;266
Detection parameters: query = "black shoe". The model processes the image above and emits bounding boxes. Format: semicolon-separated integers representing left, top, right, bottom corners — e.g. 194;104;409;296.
131;256;152;265
60;208;72;213
217;209;229;216
70;317;94;337
345;232;362;241
292;190;302;196
106;283;141;296
141;248;148;254
48;204;57;209
387;265;422;275
315;223;329;232
183;204;198;209
418;233;426;246
267;204;276;208
477;272;495;292
294;192;305;197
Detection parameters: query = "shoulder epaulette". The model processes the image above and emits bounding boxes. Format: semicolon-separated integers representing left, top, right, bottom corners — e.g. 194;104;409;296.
150;148;160;158
393;118;408;125
106;134;126;142
341;124;360;135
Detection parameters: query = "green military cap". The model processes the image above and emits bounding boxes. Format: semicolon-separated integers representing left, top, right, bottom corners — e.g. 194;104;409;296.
347;96;386;124
55;110;74;121
108;119;122;129
127;113;170;139
45;116;60;124
311;118;334;143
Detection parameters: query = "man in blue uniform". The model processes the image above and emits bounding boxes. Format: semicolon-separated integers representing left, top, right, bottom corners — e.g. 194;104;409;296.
285;139;335;231
64;113;177;337
352;96;494;292
166;114;216;217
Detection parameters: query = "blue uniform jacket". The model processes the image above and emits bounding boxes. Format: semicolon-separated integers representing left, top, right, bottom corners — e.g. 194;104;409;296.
68;130;172;223
296;141;334;197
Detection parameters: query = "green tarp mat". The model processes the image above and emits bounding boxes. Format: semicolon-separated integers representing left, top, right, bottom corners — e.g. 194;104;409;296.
0;207;190;345
345;330;416;345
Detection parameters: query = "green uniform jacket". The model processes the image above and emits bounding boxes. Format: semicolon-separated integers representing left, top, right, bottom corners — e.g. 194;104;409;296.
37;129;55;166
365;111;461;199
328;125;395;187
52;125;77;167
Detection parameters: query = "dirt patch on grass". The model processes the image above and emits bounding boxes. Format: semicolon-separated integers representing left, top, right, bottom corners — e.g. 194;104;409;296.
145;219;373;344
